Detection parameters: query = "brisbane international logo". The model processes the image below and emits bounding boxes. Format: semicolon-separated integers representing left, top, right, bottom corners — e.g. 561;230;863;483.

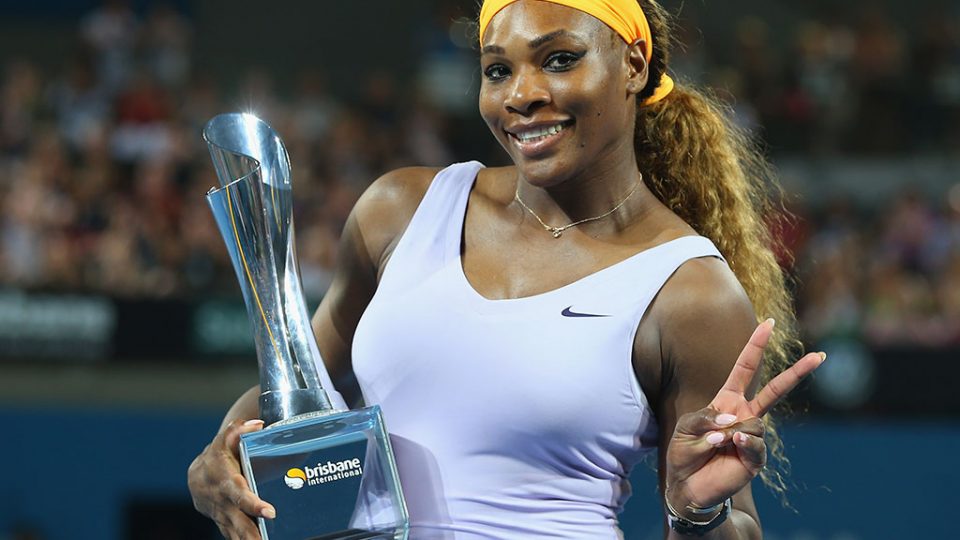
284;468;307;490
283;458;364;490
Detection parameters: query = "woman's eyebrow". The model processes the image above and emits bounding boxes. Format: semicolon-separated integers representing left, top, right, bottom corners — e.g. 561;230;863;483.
481;44;505;56
481;29;580;56
528;29;575;49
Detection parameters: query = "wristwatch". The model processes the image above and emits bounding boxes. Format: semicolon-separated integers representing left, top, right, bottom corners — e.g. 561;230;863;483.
665;497;732;536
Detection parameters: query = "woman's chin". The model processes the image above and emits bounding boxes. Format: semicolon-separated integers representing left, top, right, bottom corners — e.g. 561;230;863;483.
512;157;577;188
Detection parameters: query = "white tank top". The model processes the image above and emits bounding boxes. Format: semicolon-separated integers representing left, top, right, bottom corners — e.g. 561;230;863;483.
352;162;724;539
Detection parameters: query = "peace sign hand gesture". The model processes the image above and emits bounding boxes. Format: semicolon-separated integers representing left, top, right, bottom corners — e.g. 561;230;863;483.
665;319;825;516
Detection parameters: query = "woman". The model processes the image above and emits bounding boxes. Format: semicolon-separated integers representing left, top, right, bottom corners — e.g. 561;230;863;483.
188;0;825;538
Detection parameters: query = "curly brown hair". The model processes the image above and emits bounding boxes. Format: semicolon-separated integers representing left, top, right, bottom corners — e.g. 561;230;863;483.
636;0;802;498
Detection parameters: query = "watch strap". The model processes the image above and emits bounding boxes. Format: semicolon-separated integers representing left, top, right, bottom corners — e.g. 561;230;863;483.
666;496;732;536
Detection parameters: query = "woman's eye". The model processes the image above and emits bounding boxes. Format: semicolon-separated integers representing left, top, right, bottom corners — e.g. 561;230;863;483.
544;51;585;72
484;64;510;81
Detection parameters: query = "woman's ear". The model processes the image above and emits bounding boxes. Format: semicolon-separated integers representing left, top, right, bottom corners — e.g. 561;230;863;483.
625;38;649;95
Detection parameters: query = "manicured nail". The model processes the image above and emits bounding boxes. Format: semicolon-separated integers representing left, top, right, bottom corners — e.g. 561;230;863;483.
262;505;276;519
706;432;724;445
243;419;264;428
736;432;749;444
716;413;737;426
766;318;776;328
818;352;827;362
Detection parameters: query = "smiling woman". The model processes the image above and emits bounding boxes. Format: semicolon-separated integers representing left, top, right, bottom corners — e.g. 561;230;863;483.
187;1;824;539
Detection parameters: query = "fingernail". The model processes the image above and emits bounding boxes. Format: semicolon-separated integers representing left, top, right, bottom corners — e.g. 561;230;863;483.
262;506;276;519
706;432;724;445
765;318;775;327
736;432;748;444
716;413;737;426
818;351;827;362
244;419;264;427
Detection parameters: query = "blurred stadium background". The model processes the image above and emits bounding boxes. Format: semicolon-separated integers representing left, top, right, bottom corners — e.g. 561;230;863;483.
1;0;958;538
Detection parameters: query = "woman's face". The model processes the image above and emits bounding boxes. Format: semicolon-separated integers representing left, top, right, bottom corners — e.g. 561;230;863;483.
479;1;643;187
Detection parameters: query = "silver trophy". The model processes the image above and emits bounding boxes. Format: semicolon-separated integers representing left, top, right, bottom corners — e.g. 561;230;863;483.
204;112;408;539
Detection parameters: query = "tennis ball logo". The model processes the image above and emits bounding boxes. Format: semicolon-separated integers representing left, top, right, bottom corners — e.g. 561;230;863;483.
284;468;306;490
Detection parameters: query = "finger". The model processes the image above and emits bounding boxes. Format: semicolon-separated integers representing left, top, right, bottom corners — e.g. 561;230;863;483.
732;431;767;474
236;484;276;519
750;351;826;417
674;407;740;437
676;408;738;449
222;419;265;455
730;416;764;438
222;472;274;519
703;430;729;447
718;319;775;397
702;415;765;448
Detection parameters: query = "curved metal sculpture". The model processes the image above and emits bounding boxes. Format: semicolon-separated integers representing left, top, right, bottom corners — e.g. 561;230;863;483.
204;112;345;425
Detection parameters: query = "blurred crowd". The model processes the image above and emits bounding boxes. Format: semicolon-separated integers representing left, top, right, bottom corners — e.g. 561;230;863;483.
0;1;462;300
2;1;960;348
790;192;960;348
677;2;960;155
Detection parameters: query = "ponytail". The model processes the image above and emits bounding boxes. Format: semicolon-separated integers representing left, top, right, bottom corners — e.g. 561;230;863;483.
638;1;802;500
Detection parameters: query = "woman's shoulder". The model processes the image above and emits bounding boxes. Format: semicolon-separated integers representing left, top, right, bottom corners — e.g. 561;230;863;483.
639;205;749;323
350;162;509;275
356;166;442;218
351;166;443;270
650;248;757;374
355;162;502;216
658;255;753;324
355;162;511;231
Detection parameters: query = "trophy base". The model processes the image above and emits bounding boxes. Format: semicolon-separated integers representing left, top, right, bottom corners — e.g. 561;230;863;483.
305;530;404;540
240;405;408;540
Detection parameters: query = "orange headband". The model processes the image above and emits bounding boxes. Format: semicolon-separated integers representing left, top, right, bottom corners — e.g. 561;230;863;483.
479;0;674;104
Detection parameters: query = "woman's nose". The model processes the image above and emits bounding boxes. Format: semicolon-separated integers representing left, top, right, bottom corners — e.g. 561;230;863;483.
503;69;551;115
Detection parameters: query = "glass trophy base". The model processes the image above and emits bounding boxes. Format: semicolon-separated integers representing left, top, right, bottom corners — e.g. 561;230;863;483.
239;405;409;540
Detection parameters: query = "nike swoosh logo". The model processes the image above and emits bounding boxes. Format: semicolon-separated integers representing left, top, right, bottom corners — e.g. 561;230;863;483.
561;306;610;318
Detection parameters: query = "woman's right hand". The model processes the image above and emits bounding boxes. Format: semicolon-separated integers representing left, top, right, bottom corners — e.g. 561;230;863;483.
188;418;276;540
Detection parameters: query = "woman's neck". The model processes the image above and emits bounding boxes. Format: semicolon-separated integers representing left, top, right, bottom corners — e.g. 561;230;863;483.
514;147;654;234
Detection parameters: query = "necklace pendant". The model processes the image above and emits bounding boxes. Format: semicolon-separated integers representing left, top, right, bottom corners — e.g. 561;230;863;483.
516;172;644;241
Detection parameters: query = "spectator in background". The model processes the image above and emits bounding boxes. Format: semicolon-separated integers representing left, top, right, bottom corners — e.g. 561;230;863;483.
79;0;138;94
1;127;75;288
0;61;43;157
288;69;340;144
796;198;864;342
142;2;192;90
915;4;960;150
785;20;854;154
848;5;908;153
47;56;111;156
731;17;781;137
111;69;174;163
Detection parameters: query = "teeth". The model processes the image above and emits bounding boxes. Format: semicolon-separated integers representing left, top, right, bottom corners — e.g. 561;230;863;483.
516;123;566;142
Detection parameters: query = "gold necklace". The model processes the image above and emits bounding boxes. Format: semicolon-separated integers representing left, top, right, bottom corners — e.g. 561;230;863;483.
514;173;643;238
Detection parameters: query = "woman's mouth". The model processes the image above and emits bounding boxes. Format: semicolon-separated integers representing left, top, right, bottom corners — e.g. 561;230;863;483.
507;120;574;157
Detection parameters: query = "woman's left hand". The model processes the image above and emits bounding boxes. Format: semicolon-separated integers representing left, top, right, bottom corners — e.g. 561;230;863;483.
664;319;825;514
